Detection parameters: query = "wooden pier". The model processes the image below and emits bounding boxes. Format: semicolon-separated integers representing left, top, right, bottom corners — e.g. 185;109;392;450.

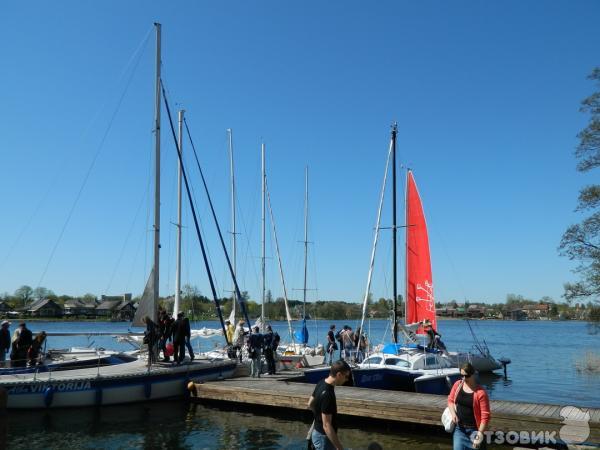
190;375;600;446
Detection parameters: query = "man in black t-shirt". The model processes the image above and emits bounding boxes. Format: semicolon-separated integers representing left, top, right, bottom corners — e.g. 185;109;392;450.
307;360;351;450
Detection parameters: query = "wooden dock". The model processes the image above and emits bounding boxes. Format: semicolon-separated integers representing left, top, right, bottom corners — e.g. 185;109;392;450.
190;375;600;446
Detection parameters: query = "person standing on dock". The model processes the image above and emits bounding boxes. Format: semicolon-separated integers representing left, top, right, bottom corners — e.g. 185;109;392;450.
232;320;246;362
307;360;350;450
225;320;234;346
0;321;10;367
447;362;490;450
12;322;32;368
172;312;187;365
142;316;158;363
182;313;194;361
262;325;278;375
326;325;337;365
248;326;263;378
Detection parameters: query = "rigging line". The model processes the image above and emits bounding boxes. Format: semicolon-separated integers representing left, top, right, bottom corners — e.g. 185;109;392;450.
161;83;229;344
183;116;252;330
1;27;153;274
36;35;151;290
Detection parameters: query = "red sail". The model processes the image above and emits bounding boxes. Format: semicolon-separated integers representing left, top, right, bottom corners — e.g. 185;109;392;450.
405;171;436;334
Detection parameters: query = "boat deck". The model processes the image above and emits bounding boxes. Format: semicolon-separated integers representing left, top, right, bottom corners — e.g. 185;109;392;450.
190;375;600;445
0;359;234;385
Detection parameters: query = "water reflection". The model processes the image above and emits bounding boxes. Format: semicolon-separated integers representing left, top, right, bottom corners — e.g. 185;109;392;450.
6;399;479;449
478;372;513;394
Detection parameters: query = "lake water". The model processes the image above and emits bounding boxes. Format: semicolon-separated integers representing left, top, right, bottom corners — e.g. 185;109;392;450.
6;318;599;449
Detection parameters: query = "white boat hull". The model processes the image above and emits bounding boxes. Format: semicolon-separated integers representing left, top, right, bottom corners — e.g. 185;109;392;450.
1;358;237;409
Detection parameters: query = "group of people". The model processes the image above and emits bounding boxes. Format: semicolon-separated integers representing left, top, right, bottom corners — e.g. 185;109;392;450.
142;309;194;365
0;320;47;368
226;319;281;377
307;360;491;450
326;324;369;365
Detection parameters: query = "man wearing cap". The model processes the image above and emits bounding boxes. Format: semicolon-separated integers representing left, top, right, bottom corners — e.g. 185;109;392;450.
0;321;11;367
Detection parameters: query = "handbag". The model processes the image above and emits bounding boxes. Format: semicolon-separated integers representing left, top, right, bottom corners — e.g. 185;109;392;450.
441;406;455;433
441;379;463;433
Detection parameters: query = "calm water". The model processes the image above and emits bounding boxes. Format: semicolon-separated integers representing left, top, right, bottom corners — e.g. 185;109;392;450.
24;318;600;407
7;318;599;449
6;399;490;449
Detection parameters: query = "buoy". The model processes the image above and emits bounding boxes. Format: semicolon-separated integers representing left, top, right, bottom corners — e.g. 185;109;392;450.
187;381;197;397
43;386;54;408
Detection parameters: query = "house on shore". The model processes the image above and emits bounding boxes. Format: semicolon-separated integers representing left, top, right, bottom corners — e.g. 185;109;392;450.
26;298;63;318
0;301;10;317
63;298;98;318
96;295;135;321
521;303;550;320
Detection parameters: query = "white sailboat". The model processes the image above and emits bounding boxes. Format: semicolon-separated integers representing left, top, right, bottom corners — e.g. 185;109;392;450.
0;24;236;409
361;124;507;374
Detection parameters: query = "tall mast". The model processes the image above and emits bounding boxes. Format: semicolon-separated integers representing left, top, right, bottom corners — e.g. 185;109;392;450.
391;123;398;344
174;109;184;317
228;129;237;320
152;22;161;322
303;166;309;320
261;142;266;329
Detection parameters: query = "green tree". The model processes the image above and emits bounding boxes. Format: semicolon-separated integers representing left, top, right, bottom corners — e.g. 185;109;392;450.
32;286;55;300
559;67;600;303
14;285;33;307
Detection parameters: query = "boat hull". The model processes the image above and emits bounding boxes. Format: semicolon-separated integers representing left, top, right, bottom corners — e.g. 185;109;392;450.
1;359;237;409
303;366;458;395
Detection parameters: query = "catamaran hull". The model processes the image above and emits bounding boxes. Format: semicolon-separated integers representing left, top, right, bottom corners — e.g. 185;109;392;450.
303;366;459;395
446;352;502;373
1;360;237;409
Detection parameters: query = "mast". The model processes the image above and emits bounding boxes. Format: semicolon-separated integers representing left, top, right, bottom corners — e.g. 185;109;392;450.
174;109;184;317
228;129;237;321
261;142;266;329
303;166;308;320
152;22;161;323
391;123;398;344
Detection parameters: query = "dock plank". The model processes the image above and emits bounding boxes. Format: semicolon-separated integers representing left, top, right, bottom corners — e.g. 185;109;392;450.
190;377;600;444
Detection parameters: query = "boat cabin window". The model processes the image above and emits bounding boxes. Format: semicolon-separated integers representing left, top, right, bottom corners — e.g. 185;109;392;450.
363;356;382;365
424;356;439;366
384;358;410;368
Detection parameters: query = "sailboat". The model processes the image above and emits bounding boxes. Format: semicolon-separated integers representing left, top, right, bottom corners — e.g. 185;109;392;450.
304;125;461;394
0;24;236;409
369;124;507;374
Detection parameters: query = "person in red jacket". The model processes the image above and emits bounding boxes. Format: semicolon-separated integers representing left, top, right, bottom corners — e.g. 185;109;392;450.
447;362;490;450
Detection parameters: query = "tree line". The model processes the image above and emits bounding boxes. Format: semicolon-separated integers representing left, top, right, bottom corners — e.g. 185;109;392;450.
3;284;597;322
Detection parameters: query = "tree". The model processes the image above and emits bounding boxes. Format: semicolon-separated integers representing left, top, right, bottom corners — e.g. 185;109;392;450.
32;286;55;300
560;67;600;303
14;285;33;307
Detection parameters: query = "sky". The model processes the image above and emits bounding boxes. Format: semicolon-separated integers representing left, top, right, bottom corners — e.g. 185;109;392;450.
1;1;599;305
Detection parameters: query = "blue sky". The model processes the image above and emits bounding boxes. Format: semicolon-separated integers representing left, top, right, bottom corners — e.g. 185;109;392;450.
1;1;598;305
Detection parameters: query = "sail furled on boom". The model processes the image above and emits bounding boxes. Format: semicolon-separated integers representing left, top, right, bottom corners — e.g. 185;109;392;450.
405;171;437;333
